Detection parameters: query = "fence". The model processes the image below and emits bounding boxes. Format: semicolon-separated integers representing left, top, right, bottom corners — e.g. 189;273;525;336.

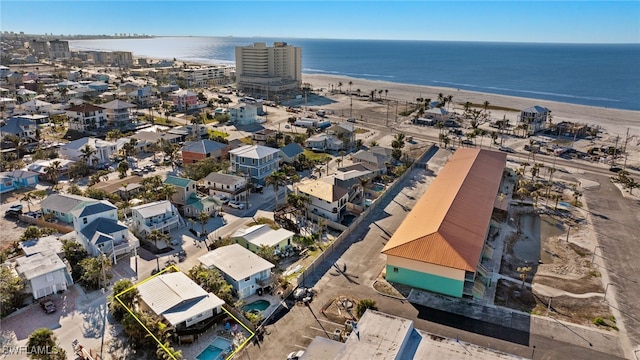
294;144;436;288
18;215;74;234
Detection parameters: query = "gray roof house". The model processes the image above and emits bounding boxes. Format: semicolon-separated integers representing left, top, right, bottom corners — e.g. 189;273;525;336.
278;142;304;164
137;272;225;328
520;105;550;135
19;236;64;256
40;193;98;224
14;250;73;299
351;146;394;174
198;244;275;299
0;116;38;140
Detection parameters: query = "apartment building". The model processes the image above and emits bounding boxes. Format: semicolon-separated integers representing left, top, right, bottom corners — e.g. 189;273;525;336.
235;42;301;98
183;66;234;87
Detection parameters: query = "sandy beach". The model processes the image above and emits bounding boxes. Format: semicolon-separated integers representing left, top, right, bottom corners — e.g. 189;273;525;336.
302;73;640;137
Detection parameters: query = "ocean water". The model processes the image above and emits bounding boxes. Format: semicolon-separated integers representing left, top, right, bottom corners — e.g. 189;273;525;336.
70;37;640;111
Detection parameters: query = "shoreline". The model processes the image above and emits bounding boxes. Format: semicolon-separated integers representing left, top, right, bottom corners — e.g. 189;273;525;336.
128;55;639;136
301;73;640;136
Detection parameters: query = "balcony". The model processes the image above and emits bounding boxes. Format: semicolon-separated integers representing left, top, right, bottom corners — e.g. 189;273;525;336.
256;274;274;287
142;216;180;233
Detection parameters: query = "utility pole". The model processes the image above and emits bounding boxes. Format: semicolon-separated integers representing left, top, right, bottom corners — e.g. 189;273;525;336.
611;134;620;167
623;128;630;170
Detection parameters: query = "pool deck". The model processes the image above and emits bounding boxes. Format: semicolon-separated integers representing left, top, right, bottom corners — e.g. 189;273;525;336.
242;293;283;322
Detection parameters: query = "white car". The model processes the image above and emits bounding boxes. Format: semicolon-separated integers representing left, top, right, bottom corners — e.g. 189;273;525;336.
287;351;304;360
228;201;245;210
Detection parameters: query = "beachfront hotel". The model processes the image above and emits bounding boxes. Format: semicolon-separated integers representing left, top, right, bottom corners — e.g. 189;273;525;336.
235;42;301;99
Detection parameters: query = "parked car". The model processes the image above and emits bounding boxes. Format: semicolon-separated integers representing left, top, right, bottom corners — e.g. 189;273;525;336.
40;301;56;314
287;351;305;360
498;146;515;153
4;204;23;219
228;201;245;210
132;168;144;176
170;238;181;246
24;211;42;219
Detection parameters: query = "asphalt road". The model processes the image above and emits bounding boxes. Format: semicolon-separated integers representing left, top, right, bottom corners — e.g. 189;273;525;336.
238;148;625;360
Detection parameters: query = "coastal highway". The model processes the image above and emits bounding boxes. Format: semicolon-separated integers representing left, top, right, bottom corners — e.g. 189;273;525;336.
356;117;640;178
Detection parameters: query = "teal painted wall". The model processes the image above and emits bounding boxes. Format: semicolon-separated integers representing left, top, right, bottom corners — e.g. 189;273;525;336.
386;265;463;298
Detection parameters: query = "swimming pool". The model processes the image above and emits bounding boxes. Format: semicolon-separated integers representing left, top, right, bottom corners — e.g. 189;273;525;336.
242;299;270;313
370;183;385;192
342;214;356;226
196;336;233;360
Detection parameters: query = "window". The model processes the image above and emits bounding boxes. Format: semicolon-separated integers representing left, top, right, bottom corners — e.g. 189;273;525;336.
46;273;54;282
83;217;88;224
393;267;399;273
244;277;250;282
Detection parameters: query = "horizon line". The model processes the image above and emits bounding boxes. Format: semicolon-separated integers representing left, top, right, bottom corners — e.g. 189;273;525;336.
7;31;640;45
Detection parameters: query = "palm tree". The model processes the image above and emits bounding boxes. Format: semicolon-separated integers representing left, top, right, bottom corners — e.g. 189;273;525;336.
27;328;66;360
199;211;210;249
325;156;332;175
391;133;405;150
358;177;371;206
348;81;353;95
337;82;343;93
314;166;322;178
266;171;287;206
147;230;169;271
442;135;451;149
160;183;177;201
447;95;453;111
21;191;38;212
45;160;62;186
80;144;97;167
117;160;129;179
483;100;490;116
519;162;530;178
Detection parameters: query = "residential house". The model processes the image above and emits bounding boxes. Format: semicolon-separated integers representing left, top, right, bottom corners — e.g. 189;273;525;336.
0;170;39;194
101;99;136;129
171;89;198;112
164;175;220;218
229;145;280;182
15;250;73;299
181;139;229;164
136;272;225;331
305;134;343;152
425;107;449;122
229;102;258;126
87;81;109;93
27;158;74;177
278;142;304;164
252;128;276;145
40;193;97;224
119;82;139;93
127;86;156;107
321;169;374;202
198;244;275;299
326;122;355;148
168;125;208;141
131;200;185;237
351;146;394;174
202;172;246;202
59;137;117;166
22;99;54;114
297;180;349;222
19;236;64;257
89;175;144;200
381;148;506;299
131;131;182;151
231;224;295;253
15;114;50;125
66;103;107;133
70;201;140;262
519;105;550;135
1;116;38;141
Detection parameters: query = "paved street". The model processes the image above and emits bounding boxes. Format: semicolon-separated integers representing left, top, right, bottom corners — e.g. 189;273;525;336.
237;148;627;360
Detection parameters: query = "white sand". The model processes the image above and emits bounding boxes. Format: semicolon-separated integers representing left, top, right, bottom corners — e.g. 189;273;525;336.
302;74;640;136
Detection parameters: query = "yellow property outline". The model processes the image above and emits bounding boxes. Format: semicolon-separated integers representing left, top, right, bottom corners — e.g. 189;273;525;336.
114;265;255;360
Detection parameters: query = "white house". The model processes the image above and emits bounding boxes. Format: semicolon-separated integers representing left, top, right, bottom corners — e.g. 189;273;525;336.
351;146;394;174
101;99;136;129
130;200;185;237
66;103;107;132
21;99;54;114
519;105;550;135
15;250;73;299
137;272;225;329
229;102;258;126
229;145;280;182
231;224;295;253
198;244;275;299
297;180;349;222
305;134;343;152
69;201;139;262
59;137;118;166
0;117;38;141
202;172;247;202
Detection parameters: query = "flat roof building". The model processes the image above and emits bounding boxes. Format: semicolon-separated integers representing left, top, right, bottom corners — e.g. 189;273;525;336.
235;42;301;99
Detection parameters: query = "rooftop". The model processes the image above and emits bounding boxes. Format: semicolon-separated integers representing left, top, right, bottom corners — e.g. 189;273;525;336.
182;139;228;154
15;251;66;280
19;236;63;256
71;200;117;218
230;144;279;159
198;244;274;281
164;175;194;188
66;103;105;113
41;193;97;215
232;224;295;248
204;172;244;186
298;180;349;203
382;149;506;271
131;200;175;218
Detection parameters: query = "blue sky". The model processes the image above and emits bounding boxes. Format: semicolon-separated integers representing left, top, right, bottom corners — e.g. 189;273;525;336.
1;1;639;43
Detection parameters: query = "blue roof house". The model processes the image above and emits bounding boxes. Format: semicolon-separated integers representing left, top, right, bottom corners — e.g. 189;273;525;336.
0;170;40;194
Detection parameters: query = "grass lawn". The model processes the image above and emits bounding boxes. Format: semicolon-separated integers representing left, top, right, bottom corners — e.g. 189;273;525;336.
303;149;332;162
209;130;230;138
354;128;369;134
239;137;254;145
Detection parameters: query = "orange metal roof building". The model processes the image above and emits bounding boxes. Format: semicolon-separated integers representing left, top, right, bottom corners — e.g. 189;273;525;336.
382;149;507;272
